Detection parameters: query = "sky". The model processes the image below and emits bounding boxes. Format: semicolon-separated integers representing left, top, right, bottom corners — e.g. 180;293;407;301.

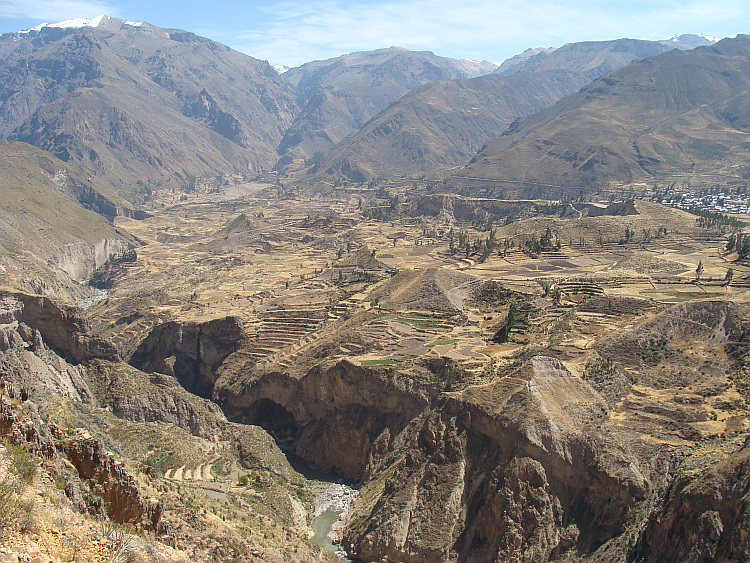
0;0;747;67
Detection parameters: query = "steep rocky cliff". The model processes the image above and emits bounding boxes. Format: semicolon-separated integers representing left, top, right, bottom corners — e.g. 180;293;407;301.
213;296;750;562
129;316;246;398
634;436;750;562
0;290;118;362
217;354;666;561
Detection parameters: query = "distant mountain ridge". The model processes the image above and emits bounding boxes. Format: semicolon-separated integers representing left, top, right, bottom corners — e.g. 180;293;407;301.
302;37;716;183
447;34;750;196
277;47;498;161
494;36;717;78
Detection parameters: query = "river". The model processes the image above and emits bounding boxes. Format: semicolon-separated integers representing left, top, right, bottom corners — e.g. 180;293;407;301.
284;452;358;560
78;288;109;309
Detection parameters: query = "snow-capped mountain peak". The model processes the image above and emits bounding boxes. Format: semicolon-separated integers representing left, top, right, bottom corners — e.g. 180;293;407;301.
18;15;142;34
667;33;719;46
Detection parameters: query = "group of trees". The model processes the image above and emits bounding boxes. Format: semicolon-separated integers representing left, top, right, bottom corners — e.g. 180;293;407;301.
619;225;668;245
726;232;750;259
690;208;744;232
522;227;560;255
448;228;509;263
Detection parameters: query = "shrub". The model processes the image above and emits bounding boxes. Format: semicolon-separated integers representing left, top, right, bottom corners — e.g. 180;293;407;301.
0;476;35;533
7;442;37;485
100;521;140;563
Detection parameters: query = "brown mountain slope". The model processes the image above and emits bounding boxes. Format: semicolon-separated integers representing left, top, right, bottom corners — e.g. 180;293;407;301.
0;17;298;200
278;47;497;160
306;70;591;182
448;35;750;195
0;141;137;288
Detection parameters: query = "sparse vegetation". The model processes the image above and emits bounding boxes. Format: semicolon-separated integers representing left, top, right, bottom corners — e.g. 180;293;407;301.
473;281;512;306
641;338;668;366
0;476;34;533
584;356;616;379
6;442;37;485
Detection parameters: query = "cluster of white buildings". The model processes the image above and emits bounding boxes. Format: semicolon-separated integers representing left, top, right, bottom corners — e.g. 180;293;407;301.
647;191;750;214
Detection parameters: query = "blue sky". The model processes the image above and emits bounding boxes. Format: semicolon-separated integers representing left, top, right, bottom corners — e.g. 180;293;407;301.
1;0;747;67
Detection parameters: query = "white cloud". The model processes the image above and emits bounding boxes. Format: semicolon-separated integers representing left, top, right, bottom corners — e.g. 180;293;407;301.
0;0;115;22
219;0;749;67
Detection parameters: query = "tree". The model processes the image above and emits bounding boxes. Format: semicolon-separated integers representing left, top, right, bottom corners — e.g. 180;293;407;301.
696;260;704;282
726;267;734;285
506;301;520;331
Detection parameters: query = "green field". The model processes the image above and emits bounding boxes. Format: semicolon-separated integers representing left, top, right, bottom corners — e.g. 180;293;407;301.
431;339;457;346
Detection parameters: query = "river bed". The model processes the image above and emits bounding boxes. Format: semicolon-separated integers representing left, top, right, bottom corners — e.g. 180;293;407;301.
78;287;109;309
309;480;358;559
283;451;358;559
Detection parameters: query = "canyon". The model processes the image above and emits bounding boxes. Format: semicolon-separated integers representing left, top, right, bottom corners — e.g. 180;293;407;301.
1;17;749;563
3;179;748;561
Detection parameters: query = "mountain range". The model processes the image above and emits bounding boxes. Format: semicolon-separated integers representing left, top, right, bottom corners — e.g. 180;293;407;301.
0;15;736;202
304;36;723;184
277;47;498;161
447;34;750;195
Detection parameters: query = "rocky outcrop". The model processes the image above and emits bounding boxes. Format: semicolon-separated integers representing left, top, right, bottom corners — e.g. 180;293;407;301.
0;290;118;362
411;194;535;223
59;430;163;527
129;316;245;398
84;360;230;439
183;89;252;148
47;237;132;281
0;379;161;529
0;305;231;439
633;437;750;562
468;457;579;563
574;199;640;217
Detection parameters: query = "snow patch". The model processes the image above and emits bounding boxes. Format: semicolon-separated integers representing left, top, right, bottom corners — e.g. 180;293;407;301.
18;14;117;34
274;64;291;74
667;33;718;44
